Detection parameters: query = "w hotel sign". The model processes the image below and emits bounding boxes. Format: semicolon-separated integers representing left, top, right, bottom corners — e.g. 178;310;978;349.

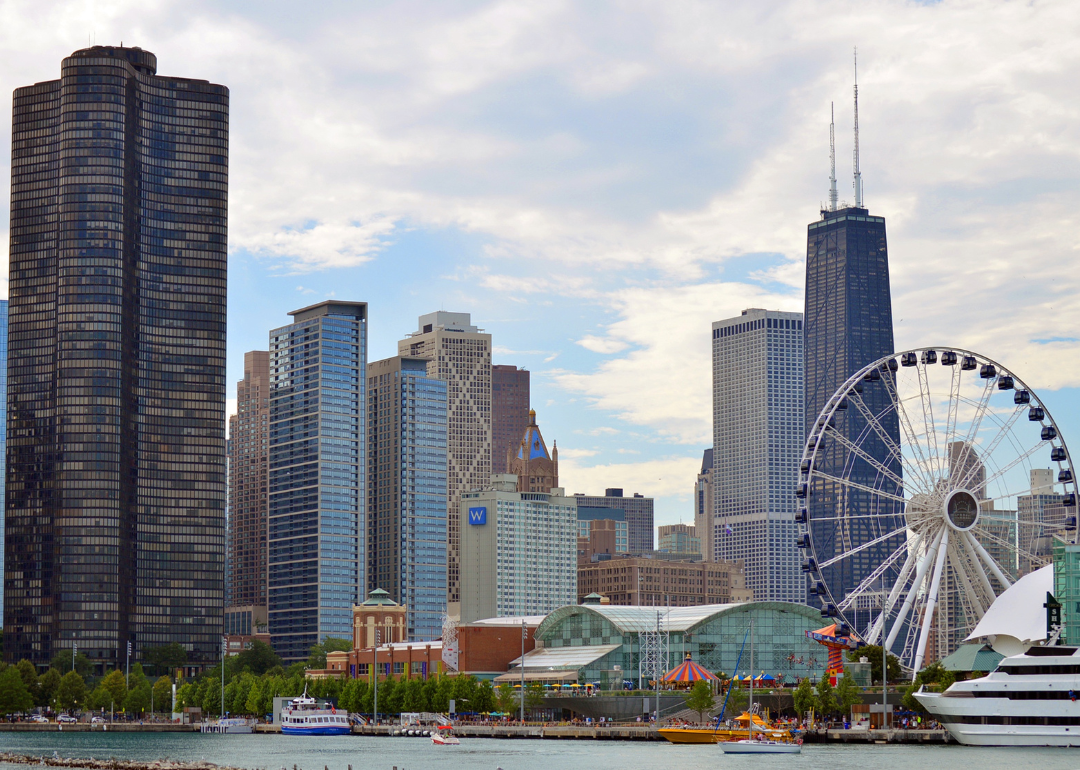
468;506;487;525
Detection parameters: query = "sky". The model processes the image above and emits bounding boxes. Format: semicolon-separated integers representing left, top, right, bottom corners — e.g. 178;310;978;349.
1;0;1079;534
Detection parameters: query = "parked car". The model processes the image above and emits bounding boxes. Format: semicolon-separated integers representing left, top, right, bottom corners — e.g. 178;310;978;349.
30;715;49;723
57;715;77;724
91;717;106;724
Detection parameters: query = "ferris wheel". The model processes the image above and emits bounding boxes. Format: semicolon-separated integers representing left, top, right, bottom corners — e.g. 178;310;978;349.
797;348;1079;674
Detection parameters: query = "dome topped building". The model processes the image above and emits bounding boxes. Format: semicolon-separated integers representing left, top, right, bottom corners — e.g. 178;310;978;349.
509;410;559;493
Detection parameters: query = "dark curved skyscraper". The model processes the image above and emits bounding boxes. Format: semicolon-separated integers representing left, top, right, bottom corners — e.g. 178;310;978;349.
4;46;228;670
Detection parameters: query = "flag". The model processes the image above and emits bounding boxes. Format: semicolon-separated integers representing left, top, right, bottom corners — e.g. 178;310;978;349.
725;524;734;535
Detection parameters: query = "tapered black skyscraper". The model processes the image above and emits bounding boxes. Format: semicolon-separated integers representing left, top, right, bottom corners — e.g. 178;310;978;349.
4;46;228;669
803;74;902;630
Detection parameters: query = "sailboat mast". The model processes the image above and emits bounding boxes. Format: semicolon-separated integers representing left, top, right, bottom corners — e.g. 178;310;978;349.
748;618;754;739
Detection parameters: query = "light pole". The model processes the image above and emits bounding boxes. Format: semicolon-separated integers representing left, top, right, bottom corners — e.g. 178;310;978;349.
520;619;526;725
72;642;77;672
126;641;131;688
220;636;226;720
881;574;888;728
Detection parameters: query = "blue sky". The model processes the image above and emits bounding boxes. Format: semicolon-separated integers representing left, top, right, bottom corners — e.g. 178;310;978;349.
2;0;1079;533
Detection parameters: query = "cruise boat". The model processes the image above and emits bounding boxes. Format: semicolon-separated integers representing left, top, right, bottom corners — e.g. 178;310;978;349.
280;690;351;736
915;645;1080;746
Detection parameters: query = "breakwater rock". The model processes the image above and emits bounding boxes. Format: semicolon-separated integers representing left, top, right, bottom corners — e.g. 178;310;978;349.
0;753;246;770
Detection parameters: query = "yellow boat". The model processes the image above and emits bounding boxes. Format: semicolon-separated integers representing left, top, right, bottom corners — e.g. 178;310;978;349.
659;712;797;745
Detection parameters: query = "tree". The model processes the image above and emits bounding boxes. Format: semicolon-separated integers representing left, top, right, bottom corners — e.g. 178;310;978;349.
49;651;92;678
55;671;87;713
124;680;152;716
848;645;902;685
683;680;715;723
721;679;747;718
402;678;427;712
234;641;281;676
142;643;188;677
0;665;34;716
525;682;545;710
793;677;815;718
815;676;836;718
245;679;264;717
175;682;196;711
153;676;172;715
495;683;518;715
474;679;495;713
306;638;352;670
38;668;62;709
903;661;956;714
15;660;41;705
99;670;127;710
835;669;862;716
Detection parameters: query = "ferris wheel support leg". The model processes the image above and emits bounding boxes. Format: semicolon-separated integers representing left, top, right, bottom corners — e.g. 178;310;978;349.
961;531;1001;608
968;531;1013;589
886;528;944;652
869;536;922;645
913;529;950;676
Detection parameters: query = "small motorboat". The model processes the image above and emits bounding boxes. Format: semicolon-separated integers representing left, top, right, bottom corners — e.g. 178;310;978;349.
431;725;461;745
721;738;802;754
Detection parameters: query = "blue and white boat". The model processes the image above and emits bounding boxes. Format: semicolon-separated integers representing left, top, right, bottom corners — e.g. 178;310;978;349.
280;690;350;736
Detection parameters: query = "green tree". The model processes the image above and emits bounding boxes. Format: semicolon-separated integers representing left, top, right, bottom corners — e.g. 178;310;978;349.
306;638;352;670
474;679;495;713
721;679;748;718
142;643;188;677
152;676;172;715
245;679;264;716
55;670;87;713
38;668;62;709
429;676;451;712
815;676;836;717
175;682;196;711
903;661;956;714
495;683;518;715
848;645;902;685
402;677;427;712
381;677;402;715
0;665;34;716
124;680;152;716
99;670;127;710
835;668;862;716
49;651;92;678
234;641;281;676
15;660;41;705
525;682;545;710
792;677;815;718
683;680;715;723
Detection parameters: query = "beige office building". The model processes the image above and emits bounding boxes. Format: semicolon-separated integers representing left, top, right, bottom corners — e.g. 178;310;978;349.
399;312;492;609
459;475;578;623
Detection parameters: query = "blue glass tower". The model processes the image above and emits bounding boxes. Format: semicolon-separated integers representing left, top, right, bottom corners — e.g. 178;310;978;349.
804;205;902;628
368;356;448;641
268;302;366;662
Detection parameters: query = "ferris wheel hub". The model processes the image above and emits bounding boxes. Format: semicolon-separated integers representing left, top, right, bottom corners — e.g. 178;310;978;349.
944;489;980;531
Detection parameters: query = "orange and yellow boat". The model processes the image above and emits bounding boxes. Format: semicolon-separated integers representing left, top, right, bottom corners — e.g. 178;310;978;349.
659;712;798;745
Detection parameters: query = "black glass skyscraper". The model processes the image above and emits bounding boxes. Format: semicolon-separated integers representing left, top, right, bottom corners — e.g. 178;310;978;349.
4;46;228;670
804;205;902;629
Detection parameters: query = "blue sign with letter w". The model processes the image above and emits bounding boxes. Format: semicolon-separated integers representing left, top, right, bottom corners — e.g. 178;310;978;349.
468;506;487;525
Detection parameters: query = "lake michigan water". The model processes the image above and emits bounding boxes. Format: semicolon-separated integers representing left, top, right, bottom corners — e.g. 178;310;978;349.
2;732;1080;770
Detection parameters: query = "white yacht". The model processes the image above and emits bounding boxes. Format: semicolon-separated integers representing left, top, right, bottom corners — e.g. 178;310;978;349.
916;645;1080;746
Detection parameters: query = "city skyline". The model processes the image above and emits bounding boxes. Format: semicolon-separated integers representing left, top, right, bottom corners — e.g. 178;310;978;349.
0;3;1077;535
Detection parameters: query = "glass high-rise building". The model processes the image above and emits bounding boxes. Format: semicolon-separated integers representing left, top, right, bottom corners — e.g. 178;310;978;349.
367;356;448;641
4;46;228;669
804;205;901;623
268;302;366;662
713;308;804;602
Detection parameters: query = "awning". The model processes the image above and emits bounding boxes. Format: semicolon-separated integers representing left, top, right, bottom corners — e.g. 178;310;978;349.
507;643;622;669
493;669;580;684
941;642;1004;673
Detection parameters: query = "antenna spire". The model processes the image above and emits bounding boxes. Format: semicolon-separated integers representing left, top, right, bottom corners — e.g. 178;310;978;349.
853;47;863;208
829;102;838;212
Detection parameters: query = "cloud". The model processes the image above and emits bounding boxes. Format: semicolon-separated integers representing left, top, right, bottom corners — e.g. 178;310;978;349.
557;447;599;459
575;335;628;354
561;454;701;500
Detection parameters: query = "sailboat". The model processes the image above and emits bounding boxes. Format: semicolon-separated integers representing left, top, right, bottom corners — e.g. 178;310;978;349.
720;619;802;755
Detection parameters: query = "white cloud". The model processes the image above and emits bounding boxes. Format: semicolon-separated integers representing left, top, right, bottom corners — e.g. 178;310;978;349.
561;455;701;500
575;334;628;354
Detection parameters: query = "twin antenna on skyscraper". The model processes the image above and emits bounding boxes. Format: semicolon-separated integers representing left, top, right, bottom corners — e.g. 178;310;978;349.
826;48;863;213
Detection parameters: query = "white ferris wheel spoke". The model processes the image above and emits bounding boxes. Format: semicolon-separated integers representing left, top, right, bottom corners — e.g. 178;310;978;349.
875;376;938;493
812;471;909;507
947;538;987;619
866;533;923;645
969;526;1043;574
886;527;945;651
916;362;943;481
960;531;1001;609
952;404;1026;492
846;390;934;493
913;528;951;675
819;427;906;491
975;440;1052;496
967;529;1015;589
817;523;909;570
947;379;999;495
942;364;963;472
837;540;909;612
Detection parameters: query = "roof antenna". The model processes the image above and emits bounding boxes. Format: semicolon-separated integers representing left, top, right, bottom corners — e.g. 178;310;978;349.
853;47;863;208
829;102;838;212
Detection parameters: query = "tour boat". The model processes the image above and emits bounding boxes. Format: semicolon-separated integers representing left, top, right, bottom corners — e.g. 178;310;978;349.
280;690;351;736
915;644;1080;746
431;725;461;745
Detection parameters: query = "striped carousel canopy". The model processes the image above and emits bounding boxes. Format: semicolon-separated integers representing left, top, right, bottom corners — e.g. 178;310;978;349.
662;653;718;682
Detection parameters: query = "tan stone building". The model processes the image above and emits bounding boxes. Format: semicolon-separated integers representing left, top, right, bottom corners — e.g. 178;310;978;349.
577;556;751;606
694;449;715;562
507;409;558;493
352;588;408;648
399;312;492;610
